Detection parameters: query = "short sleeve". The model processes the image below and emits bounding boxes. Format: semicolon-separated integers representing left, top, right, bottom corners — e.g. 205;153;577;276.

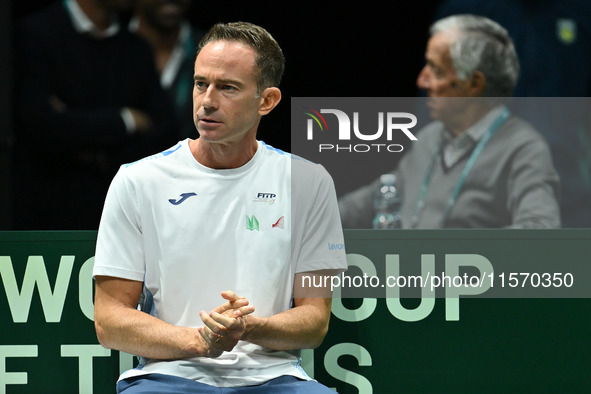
291;160;348;274
93;167;146;281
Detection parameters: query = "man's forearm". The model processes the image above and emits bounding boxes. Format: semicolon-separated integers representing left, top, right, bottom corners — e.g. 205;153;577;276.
240;298;332;351
95;305;212;360
94;276;215;360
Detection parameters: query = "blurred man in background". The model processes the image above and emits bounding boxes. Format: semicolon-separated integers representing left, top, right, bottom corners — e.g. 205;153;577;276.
338;14;561;229
130;0;204;138
12;0;177;230
433;0;591;227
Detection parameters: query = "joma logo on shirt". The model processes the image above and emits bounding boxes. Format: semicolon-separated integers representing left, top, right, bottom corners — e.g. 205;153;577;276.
168;192;197;205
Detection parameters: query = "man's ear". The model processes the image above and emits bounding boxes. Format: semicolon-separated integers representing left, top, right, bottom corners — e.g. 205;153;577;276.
258;87;282;115
470;71;487;96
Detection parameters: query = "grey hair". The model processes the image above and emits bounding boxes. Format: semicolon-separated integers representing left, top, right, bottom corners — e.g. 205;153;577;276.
430;14;520;97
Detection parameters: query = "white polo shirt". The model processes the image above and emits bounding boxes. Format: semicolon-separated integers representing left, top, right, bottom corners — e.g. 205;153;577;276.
93;139;347;386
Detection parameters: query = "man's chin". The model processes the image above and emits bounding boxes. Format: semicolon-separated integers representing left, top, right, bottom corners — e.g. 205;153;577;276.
425;104;441;121
195;129;225;142
425;98;444;120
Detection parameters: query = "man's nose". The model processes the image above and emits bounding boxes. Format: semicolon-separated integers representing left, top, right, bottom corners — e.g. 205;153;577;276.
202;85;218;110
416;66;430;90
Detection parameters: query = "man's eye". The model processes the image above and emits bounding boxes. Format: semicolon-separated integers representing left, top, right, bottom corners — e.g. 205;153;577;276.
222;85;237;91
195;81;207;89
426;63;444;78
431;67;445;78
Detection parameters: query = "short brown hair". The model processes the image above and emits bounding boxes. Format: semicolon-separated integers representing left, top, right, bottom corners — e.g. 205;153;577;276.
197;22;285;92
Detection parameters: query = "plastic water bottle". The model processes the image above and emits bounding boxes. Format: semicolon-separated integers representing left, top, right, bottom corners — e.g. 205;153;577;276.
372;174;402;229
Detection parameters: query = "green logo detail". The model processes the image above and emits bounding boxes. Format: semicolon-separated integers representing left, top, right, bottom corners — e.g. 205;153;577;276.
246;215;259;231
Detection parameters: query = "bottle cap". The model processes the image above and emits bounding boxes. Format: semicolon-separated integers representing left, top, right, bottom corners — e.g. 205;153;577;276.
380;173;396;185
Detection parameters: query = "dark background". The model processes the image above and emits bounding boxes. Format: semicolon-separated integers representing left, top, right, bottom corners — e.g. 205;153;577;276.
1;0;438;229
8;0;438;147
5;1;591;229
1;0;438;228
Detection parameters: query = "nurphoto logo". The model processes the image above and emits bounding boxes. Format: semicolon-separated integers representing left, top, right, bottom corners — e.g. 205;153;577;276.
303;107;418;153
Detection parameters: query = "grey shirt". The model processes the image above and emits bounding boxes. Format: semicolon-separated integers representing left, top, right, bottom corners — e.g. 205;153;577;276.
338;112;561;229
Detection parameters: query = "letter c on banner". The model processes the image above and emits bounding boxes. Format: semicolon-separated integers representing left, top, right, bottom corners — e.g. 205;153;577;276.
331;254;377;322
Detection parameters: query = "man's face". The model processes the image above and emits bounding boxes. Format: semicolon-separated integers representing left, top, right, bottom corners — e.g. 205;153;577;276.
136;0;192;32
416;32;473;121
192;40;263;145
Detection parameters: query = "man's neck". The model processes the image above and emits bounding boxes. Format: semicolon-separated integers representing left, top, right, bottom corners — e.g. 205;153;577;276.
446;102;495;137
189;138;259;170
75;0;113;32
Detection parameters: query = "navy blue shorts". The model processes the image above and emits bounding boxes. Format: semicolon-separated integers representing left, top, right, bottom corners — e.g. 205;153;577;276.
117;374;336;393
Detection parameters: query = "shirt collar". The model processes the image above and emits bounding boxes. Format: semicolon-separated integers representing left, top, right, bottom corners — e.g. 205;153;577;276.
64;0;120;39
441;105;506;168
464;105;506;142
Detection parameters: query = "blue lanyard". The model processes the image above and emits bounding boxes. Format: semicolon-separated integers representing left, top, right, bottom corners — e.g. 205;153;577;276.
411;108;510;227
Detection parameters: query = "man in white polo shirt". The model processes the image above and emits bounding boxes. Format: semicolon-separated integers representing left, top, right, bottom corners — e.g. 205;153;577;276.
93;22;347;393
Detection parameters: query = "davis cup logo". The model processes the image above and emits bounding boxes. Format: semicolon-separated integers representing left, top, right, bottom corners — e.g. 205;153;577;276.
303;107;418;153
